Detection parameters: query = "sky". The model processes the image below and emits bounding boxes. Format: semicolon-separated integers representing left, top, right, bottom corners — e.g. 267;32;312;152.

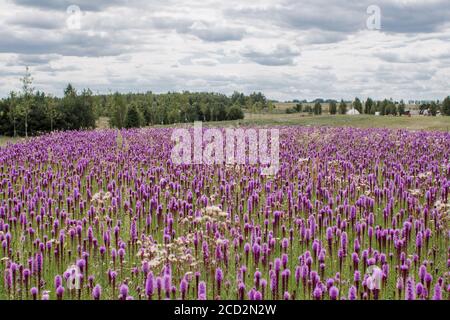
1;0;450;101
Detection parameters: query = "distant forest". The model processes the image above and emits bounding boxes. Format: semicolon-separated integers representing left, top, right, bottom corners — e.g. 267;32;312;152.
0;68;273;137
285;97;450;116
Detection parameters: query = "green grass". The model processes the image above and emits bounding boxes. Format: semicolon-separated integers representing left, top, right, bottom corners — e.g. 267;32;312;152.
224;114;450;131
152;114;450;131
96;116;110;129
0;136;24;147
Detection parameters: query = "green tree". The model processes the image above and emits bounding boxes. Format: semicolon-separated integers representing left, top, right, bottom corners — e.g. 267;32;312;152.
380;99;390;115
27;91;51;134
110;92;127;128
267;101;275;113
429;102;438;116
387;102;397;116
419;103;429;114
338;100;347;114
294;103;303;113
373;101;381;114
57;84;95;130
314;102;322;115
303;105;312;114
329;101;337;115
46;96;58;132
353;98;363;113
398;100;406;115
442;96;450;116
8;92;19;137
364;98;373;114
19;66;34;137
125;104;142;128
79;89;96;128
227;104;244;120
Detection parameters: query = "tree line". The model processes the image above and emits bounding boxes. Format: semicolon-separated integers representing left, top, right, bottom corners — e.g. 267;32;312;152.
287;97;450;116
0;68;269;137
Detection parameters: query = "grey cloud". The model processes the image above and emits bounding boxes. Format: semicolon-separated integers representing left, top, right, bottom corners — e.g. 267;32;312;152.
189;23;245;42
375;52;430;64
35;64;80;73
242;45;300;66
8;14;65;29
372;65;437;84
375;48;450;64
11;0;128;11
1;0;450;101
0;69;27;78
226;1;366;34
6;54;62;66
379;0;450;33
301;30;348;45
228;0;450;36
0;29;131;57
151;17;246;42
151;16;193;33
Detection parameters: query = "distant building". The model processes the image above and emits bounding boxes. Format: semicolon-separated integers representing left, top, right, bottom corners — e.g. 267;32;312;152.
346;108;360;115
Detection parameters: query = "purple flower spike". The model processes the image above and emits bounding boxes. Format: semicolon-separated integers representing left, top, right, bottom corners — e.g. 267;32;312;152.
180;279;188;300
313;287;322;300
119;284;129;300
329;286;339;300
56;286;65;300
92;284;102;300
348;286;357;300
145;272;154;300
215;268;223;296
30;287;38;300
405;277;415;300
54;275;62;290
198;281;206;300
432;284;442;300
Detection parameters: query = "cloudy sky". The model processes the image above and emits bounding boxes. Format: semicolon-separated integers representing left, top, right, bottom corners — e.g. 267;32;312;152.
1;0;450;101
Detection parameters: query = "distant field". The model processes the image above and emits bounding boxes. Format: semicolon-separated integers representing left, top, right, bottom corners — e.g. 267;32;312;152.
274;102;332;112
239;113;450;130
0;136;24;147
96;116;110;129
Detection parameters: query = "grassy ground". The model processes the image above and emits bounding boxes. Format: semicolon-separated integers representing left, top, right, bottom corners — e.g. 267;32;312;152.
96;116;110;129
0;136;24;147
151;114;450;131
236;113;450;131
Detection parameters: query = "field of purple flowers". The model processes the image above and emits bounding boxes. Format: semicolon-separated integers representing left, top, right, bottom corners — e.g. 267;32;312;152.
0;127;449;300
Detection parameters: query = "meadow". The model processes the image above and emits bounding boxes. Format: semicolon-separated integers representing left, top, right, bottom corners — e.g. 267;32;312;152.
0;123;448;300
240;114;450;131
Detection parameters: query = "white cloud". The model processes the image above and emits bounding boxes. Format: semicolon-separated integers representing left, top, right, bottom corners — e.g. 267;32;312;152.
0;0;449;100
